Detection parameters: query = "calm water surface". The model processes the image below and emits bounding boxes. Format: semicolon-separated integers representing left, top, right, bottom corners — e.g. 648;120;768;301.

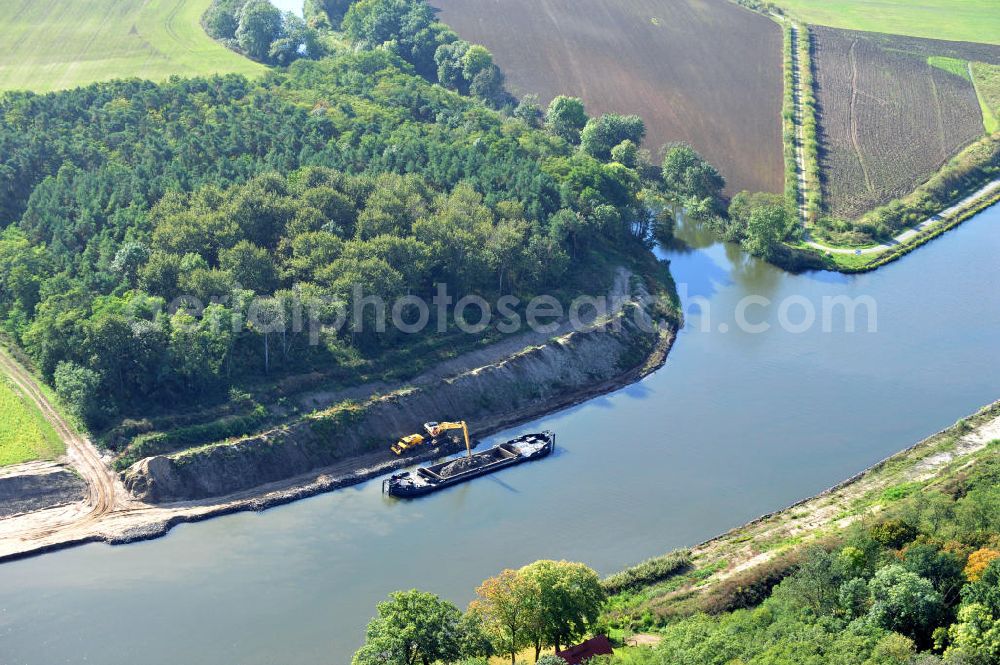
1;207;999;664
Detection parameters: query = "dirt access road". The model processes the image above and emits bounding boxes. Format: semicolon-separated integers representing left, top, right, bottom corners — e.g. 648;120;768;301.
0;348;461;560
0;350;121;536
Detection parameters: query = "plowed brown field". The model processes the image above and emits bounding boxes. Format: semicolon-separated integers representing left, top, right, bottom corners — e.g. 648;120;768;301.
813;27;1000;219
431;0;784;195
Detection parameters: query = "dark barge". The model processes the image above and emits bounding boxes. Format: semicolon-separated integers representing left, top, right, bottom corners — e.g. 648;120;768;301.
382;431;555;498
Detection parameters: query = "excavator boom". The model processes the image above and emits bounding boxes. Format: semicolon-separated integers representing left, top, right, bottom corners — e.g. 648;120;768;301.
391;420;473;456
424;421;472;457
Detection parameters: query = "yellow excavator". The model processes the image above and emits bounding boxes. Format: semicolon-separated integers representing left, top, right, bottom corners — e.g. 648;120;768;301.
391;420;472;457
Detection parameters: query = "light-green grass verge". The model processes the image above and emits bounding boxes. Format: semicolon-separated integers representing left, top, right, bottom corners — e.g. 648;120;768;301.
0;374;63;466
970;62;1000;135
769;0;1000;46
928;56;971;81
0;0;264;93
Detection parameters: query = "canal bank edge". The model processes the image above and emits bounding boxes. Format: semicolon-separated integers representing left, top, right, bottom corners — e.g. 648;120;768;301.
770;182;1000;275
0;261;677;562
120;268;677;503
820;185;1000;274
606;399;1000;623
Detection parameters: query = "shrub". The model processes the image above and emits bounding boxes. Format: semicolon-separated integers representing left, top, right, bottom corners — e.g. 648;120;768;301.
53;361;103;428
699;551;803;614
868;565;944;643
537;656;567;665
870;519;918;549
602;551;691;595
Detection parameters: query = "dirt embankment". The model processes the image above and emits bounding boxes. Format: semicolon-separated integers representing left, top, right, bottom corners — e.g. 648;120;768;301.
0;267;675;561
123;270;675;503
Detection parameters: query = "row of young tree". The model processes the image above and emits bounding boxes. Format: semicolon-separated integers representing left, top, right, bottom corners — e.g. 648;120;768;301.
353;560;606;665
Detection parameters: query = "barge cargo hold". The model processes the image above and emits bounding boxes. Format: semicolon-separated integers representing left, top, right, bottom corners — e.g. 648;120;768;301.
383;431;555;498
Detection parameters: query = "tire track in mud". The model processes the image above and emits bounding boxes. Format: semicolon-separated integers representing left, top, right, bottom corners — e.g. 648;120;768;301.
847;39;875;194
0;351;118;542
925;63;948;162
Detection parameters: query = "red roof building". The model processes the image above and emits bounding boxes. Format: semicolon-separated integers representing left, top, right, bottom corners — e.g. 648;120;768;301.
554;635;614;664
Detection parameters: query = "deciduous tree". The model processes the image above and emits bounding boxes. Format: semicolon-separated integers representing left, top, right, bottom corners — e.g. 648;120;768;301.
545;96;588;144
237;0;283;61
580;114;645;161
469;569;539;665
521;560;605;656
352;590;463;665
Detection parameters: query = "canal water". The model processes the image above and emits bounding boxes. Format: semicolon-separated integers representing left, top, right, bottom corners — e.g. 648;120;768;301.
1;207;998;664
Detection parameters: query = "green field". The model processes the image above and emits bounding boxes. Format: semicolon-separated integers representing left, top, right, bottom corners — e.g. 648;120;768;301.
771;0;1000;46
927;56;971;81
0;0;264;93
0;376;63;466
971;61;1000;134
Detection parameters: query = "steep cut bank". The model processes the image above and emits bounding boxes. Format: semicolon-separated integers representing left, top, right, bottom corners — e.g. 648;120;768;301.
124;271;676;503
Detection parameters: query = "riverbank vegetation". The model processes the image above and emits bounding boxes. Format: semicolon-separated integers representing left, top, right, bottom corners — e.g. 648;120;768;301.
594;403;1000;664
822;182;1000;273
353;560;605;665
655;143;824;270
0;0;264;93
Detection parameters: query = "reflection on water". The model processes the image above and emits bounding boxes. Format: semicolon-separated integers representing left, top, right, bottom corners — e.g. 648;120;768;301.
1;206;999;665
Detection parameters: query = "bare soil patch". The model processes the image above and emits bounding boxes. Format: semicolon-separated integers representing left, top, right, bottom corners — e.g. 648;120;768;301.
0;462;84;518
430;0;784;195
813;27;1000;219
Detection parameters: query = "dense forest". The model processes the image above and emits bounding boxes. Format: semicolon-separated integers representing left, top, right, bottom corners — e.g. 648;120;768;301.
0;0;719;430
0;0;796;435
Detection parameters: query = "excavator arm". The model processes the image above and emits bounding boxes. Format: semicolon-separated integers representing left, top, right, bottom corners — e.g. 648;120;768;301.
390;420;473;456
423;421;472;457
